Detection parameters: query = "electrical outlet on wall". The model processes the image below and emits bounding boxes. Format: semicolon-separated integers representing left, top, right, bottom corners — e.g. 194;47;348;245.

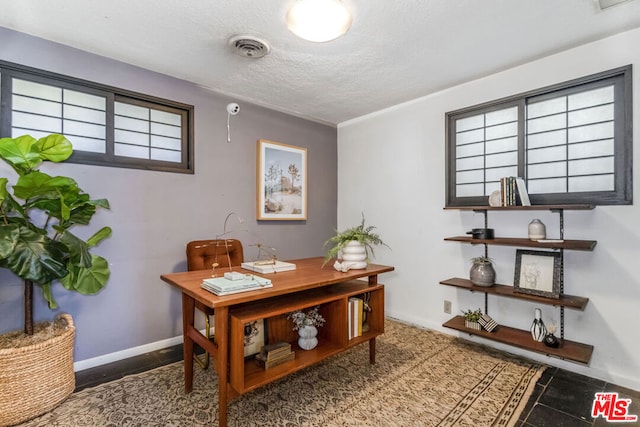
444;300;452;314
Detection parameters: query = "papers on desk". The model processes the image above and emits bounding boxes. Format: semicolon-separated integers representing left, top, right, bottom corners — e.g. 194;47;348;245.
201;274;272;296
241;260;296;274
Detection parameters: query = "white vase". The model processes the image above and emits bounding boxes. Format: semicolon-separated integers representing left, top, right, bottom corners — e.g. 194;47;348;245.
339;241;367;269
297;324;318;350
528;219;546;241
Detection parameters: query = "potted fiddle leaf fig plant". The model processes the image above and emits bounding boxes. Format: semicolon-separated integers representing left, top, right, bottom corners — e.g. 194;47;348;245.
0;134;112;426
323;214;389;270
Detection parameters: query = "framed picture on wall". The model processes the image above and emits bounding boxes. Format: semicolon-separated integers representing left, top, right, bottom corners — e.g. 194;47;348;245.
513;249;561;299
257;139;307;220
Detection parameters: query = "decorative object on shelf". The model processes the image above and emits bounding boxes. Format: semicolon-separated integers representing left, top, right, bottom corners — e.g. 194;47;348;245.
513;249;561;299
297;324;319;350
243;320;266;358
287;306;326;350
528;219;546;241
543;322;560;348
530;308;547;342
478;313;499;332
257;139;307;220
466;228;494;239
323;213;389;269
0;134;112;425
469;257;496;287
255;342;295;369
488;190;502;207
462;308;483;331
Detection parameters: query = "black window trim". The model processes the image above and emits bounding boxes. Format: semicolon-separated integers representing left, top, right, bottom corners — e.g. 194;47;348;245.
445;65;632;207
0;60;194;174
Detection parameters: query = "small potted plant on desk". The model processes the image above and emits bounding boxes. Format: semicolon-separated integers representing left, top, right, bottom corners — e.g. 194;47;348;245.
323;214;389;271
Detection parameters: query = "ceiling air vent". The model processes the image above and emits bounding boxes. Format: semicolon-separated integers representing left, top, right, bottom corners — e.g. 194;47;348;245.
228;35;271;58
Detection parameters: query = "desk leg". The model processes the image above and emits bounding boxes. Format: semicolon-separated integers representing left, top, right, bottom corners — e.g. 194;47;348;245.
214;305;229;426
369;337;376;364
182;294;195;393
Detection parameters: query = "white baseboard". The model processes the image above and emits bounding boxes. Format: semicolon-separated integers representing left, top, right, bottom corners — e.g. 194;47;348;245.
73;329;211;372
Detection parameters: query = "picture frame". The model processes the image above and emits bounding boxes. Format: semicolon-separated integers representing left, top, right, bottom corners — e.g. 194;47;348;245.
243;319;266;359
513;249;561;299
257;139;307;220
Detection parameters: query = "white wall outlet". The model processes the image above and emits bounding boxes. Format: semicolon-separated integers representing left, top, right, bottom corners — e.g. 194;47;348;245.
444;300;452;314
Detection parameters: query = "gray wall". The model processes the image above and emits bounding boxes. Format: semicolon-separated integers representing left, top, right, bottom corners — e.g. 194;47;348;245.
0;27;337;364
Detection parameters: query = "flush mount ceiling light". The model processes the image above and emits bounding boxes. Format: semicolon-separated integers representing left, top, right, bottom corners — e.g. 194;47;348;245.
286;0;353;42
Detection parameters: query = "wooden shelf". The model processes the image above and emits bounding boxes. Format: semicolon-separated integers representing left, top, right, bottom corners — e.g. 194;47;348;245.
443;315;593;364
444;236;597;251
439;278;589;310
444;205;595;211
229;281;385;394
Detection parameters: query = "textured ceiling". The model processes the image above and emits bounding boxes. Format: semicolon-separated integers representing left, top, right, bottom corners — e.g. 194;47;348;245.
0;0;640;126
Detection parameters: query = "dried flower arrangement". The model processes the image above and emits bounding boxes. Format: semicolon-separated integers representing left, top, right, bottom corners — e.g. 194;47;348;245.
287;305;326;330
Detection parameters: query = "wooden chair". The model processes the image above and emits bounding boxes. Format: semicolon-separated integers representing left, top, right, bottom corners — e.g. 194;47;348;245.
186;238;244;369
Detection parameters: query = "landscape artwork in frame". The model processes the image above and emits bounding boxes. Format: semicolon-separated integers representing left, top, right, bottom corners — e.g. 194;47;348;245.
257;139;307;220
513;249;561;299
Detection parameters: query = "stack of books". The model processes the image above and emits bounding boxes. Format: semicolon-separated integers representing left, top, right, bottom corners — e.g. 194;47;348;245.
348;297;364;340
499;176;531;206
200;275;272;296
241;260;296;274
255;342;295;369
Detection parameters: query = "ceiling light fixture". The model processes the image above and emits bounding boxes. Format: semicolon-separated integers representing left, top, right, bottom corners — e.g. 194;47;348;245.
286;0;353;43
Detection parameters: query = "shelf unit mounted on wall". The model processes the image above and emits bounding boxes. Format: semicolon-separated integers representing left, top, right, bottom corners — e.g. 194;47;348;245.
441;204;596;364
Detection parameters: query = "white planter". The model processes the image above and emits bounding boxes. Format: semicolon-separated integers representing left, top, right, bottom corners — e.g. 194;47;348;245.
298;324;318;350
339;241;367;269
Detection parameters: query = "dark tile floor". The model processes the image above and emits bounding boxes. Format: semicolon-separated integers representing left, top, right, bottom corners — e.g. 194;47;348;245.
75;345;640;426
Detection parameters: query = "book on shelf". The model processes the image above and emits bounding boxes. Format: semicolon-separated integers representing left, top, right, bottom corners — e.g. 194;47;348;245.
256;351;296;369
514;177;531;206
241;260;297;274
200;275;272;296
348;297;364;339
259;341;292;361
499;176;531;206
255;345;295;369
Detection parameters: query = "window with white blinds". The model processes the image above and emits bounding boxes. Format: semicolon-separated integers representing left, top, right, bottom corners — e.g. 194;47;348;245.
446;66;632;206
11;78;108;153
0;61;194;173
454;105;519;198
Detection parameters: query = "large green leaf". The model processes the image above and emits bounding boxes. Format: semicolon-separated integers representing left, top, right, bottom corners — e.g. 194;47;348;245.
34;134;73;163
0;135;41;174
86;226;112;247
40;283;58;310
0;224;20;259
59;229;92;268
60;254;109;294
0;227;68;284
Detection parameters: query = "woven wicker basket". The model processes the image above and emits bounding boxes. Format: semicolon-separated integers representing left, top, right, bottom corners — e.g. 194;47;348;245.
0;313;75;427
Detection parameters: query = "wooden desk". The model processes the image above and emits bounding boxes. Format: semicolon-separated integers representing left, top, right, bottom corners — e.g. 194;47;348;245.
160;257;394;426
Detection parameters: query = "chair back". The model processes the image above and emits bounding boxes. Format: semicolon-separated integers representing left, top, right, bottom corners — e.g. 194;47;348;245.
186;239;244;271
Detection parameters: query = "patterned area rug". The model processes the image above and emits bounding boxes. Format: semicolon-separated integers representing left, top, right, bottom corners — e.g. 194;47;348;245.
19;319;545;427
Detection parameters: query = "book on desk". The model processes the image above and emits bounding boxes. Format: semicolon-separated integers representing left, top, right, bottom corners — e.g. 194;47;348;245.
201;274;272;296
241;260;296;274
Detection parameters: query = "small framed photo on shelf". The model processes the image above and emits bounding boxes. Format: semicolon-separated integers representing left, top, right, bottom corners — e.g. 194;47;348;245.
513;249;561;299
244;319;266;358
257;139;307;221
